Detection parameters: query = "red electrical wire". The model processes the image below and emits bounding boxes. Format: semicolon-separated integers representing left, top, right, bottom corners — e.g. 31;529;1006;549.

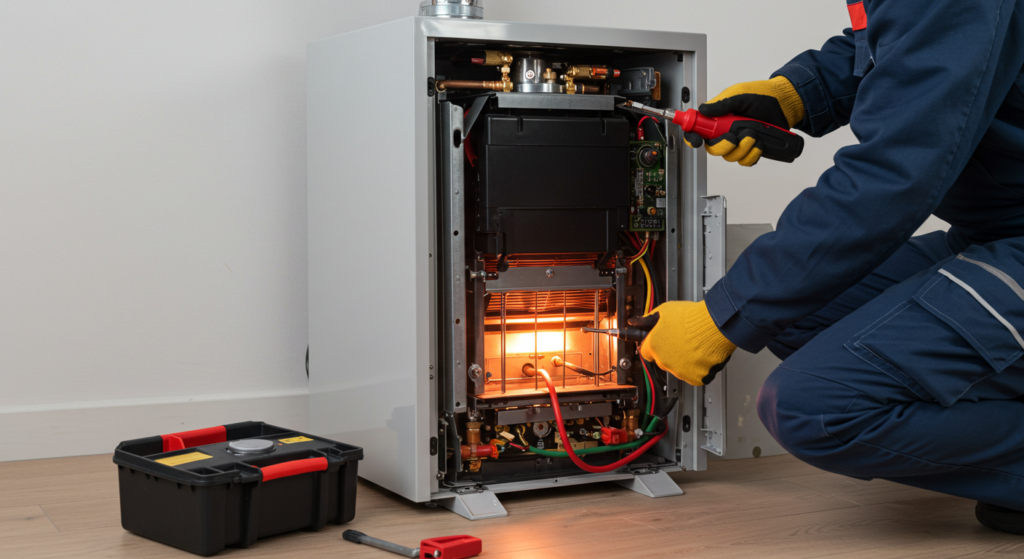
637;116;660;141
463;109;478;167
630;238;649;265
625;234;640;252
540;370;666;474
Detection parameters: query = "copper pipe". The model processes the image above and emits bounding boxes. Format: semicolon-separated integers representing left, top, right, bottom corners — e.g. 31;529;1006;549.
575;84;600;94
436;80;506;92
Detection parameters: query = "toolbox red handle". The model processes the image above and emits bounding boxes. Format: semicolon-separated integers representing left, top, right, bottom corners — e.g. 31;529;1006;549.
161;425;227;452
260;457;329;482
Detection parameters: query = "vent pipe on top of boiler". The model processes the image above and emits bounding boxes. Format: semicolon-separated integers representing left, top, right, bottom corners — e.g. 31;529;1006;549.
419;0;484;19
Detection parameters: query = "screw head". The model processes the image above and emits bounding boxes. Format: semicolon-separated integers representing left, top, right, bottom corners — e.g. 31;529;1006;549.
546;268;554;277
619;357;632;370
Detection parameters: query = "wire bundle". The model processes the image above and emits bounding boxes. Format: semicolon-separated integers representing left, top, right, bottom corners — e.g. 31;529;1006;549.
626;232;658;314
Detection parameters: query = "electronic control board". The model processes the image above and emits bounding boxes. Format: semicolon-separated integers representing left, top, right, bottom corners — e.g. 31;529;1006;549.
629;140;667;231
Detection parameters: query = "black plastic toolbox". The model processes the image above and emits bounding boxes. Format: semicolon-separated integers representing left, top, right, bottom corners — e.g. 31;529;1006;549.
113;421;363;556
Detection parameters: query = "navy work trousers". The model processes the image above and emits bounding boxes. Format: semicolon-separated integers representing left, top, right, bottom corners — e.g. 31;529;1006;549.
758;231;1024;509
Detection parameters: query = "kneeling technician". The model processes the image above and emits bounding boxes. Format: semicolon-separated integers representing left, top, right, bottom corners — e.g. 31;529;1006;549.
640;0;1024;534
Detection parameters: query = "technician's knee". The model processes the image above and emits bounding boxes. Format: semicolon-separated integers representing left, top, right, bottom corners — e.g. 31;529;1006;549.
756;367;846;467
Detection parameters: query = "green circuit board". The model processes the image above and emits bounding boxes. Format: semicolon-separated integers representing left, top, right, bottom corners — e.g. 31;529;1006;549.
629;140;667;232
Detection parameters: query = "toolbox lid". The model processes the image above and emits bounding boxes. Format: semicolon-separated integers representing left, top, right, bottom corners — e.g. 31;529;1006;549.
113;421;363;487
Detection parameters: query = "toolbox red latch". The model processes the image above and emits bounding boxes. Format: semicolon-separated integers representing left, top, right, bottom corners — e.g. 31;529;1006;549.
161;425;227;452
420;535;482;559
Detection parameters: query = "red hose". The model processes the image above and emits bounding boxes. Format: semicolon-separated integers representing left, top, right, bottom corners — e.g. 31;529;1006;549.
539;370;665;473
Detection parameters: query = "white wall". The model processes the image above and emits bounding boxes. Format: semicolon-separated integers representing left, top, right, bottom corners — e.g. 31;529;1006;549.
0;1;943;461
0;0;425;460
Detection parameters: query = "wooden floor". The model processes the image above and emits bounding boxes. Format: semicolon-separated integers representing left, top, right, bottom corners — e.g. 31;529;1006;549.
0;453;1020;558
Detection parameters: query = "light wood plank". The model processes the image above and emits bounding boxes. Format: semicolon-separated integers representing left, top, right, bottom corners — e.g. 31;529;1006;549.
0;454;113;482
783;472;935;506
40;498;120;533
0;453;1016;558
673;453;824;486
0;505;57;540
0;471;115;509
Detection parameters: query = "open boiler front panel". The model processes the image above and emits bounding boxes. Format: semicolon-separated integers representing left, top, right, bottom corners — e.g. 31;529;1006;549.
308;17;726;520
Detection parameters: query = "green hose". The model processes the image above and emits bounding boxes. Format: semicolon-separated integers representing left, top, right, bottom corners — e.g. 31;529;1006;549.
642;363;652;425
528;417;661;457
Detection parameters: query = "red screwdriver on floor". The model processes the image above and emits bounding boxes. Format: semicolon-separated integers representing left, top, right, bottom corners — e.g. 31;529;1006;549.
619;100;804;163
343;530;482;559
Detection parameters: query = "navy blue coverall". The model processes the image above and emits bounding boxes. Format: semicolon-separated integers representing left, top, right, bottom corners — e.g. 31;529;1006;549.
703;0;1024;508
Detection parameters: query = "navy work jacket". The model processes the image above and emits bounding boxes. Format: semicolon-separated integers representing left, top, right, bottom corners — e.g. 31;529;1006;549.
705;0;1024;352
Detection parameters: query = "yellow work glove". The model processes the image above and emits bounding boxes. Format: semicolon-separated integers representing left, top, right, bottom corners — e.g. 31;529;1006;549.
683;76;804;167
636;300;737;386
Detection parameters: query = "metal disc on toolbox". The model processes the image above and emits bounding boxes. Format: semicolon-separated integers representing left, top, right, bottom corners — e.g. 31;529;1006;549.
227;439;276;455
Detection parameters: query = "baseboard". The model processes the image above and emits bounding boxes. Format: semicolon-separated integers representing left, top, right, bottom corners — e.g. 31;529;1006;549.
0;389;309;462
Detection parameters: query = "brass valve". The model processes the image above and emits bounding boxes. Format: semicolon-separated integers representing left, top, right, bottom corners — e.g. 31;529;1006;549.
562;65;618;94
483;50;513;67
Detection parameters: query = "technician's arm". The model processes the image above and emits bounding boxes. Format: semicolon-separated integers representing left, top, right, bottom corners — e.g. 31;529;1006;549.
774;29;863;138
690;30;861;166
706;0;1024;352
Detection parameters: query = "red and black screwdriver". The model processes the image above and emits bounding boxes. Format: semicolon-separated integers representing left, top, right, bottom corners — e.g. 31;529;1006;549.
619;100;804;163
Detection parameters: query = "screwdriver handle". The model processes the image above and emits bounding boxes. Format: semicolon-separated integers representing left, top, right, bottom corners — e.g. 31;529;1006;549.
617;327;651;343
673;109;804;163
583;327;651;343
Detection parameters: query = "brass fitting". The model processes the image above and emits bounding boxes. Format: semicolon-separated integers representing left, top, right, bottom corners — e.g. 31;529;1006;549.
483;50;513;66
467;422;482;445
565;65;616;81
624;410;640;442
563;65;618;94
499;64;512;92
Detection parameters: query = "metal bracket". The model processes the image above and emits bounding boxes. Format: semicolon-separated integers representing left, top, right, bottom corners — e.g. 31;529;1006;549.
452;484;485;495
615;470;685;498
610;67;657;96
493;92;618;111
441;102;468;415
438;488;508;520
463;94;490;135
484;265;612;293
701;195;727;457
